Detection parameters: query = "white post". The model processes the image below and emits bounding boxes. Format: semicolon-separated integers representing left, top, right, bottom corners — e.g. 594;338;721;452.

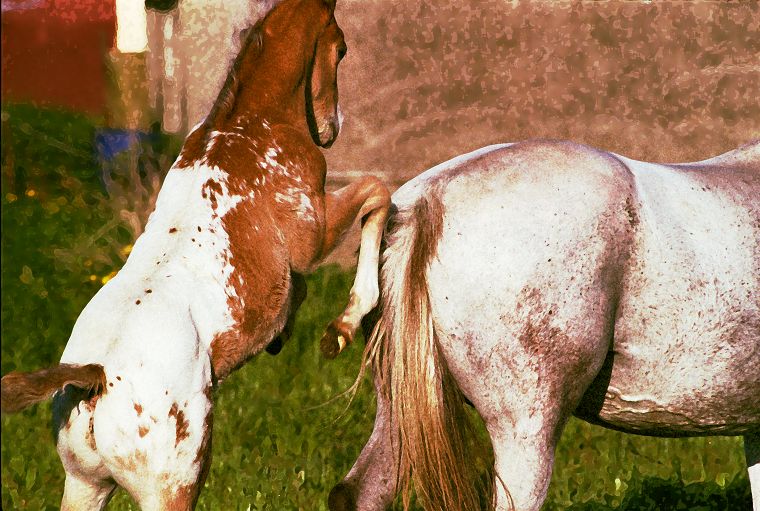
116;0;148;53
161;11;183;133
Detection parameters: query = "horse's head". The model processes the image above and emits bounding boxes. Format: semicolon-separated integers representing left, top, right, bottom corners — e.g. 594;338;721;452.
304;0;346;148
197;0;347;153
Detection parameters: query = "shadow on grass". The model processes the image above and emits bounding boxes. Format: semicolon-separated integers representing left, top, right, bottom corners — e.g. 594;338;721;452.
566;475;752;511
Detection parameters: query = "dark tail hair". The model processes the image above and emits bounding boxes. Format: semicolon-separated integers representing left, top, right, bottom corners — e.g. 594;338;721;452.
364;194;499;511
1;364;106;414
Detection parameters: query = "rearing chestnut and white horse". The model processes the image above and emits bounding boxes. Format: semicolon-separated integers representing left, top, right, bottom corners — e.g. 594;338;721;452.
328;139;760;511
0;0;388;509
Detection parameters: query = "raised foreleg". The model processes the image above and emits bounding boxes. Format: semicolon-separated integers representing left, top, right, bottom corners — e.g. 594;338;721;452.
318;176;390;358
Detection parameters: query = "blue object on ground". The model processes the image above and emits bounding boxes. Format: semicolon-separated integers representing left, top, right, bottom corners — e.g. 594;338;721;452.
94;129;157;161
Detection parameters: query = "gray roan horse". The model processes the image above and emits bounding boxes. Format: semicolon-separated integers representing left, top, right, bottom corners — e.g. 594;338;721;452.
327;139;760;511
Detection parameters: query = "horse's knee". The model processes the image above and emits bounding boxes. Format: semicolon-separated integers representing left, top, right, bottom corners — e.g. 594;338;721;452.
328;481;357;511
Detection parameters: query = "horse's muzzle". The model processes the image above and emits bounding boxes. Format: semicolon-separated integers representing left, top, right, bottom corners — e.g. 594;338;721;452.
319;107;342;148
319;121;340;148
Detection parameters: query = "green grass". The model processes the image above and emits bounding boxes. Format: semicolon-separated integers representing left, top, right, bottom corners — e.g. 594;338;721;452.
0;104;752;510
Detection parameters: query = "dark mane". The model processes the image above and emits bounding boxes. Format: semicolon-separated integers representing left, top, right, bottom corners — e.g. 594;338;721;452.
203;17;266;130
174;18;267;167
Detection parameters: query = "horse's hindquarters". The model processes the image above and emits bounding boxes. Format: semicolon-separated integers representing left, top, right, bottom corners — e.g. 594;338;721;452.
420;143;635;420
341;140;759;511
408;141;641;509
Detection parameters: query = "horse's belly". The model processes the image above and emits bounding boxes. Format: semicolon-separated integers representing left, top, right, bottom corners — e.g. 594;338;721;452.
578;289;760;436
575;159;760;436
584;292;760;436
581;340;760;436
602;301;759;436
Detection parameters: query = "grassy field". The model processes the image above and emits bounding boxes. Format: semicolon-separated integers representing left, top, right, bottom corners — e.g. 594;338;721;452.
0;104;753;510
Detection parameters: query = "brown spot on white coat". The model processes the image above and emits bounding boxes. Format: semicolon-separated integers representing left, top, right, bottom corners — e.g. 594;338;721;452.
168;402;190;447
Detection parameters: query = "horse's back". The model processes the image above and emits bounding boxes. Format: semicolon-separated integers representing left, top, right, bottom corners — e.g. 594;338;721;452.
390;139;760;436
55;220;216;497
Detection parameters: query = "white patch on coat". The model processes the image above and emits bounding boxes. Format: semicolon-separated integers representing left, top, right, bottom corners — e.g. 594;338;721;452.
337;105;344;132
263;146;280;169
204;131;222;153
296;193;314;220
273;188;315;221
57;160;250;498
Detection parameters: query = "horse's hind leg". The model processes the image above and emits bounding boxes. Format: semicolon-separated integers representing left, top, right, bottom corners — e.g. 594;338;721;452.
328;375;397;511
61;473;116;511
486;413;568;511
746;431;760;510
129;466;209;511
136;484;203;511
128;429;213;511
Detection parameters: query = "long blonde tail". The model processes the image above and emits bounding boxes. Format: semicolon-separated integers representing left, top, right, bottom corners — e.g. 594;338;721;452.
365;195;495;511
1;364;106;414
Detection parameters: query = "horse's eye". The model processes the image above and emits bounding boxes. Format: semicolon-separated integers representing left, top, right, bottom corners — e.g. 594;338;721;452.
337;46;347;60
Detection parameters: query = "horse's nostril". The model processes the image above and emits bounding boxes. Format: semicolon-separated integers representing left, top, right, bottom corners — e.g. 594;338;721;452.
327;482;356;511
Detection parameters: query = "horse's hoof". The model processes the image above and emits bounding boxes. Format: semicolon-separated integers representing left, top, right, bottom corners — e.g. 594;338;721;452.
265;336;283;355
320;322;353;359
327;482;356;511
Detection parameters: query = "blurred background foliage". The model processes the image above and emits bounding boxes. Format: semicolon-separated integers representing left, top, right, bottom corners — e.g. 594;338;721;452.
0;103;752;509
